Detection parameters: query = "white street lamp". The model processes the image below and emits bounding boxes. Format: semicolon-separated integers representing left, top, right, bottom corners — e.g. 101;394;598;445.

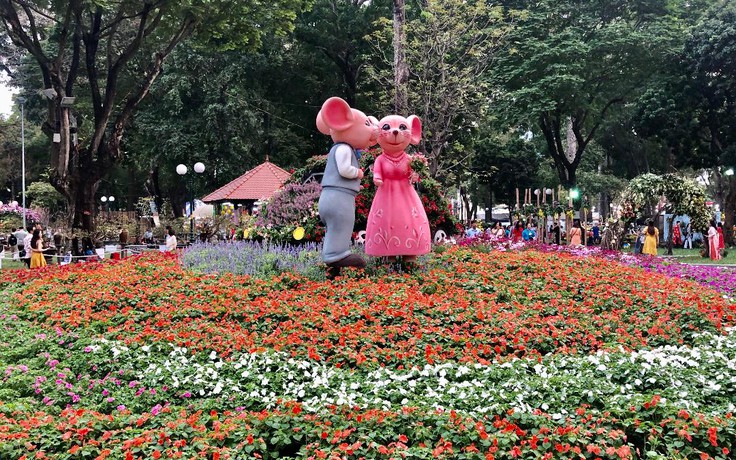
18;96;26;229
176;163;206;242
100;195;115;217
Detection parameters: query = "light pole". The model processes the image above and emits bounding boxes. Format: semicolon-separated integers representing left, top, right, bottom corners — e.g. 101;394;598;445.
100;195;115;219
177;162;205;243
18;96;26;229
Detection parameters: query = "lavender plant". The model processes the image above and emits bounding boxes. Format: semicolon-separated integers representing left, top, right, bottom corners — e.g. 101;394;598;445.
182;241;325;279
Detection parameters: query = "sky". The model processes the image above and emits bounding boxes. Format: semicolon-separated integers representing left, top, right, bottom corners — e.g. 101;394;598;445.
0;78;18;118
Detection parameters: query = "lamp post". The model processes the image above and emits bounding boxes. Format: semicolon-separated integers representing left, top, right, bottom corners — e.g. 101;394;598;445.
18;96;26;229
100;195;115;219
177;162;206;243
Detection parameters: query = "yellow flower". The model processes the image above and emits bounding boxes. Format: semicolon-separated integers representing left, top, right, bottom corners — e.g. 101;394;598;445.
293;226;305;240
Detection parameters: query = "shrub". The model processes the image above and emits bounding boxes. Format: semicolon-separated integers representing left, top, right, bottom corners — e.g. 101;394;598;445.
251;182;323;243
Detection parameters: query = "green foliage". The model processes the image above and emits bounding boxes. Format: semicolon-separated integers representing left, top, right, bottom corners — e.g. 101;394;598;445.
365;0;508;177
682;1;736;167
25;182;65;213
471;127;540;206
620;173;711;230
2;0;312;231
493;0;682;187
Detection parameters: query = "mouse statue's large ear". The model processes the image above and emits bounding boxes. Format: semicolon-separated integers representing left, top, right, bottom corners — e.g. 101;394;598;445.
407;115;422;145
316;97;354;134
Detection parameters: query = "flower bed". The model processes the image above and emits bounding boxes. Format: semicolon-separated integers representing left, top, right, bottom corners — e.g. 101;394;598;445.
181;241;324;278
1;248;735;459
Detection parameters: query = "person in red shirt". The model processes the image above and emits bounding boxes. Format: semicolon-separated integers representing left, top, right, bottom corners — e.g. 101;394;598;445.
511;221;524;242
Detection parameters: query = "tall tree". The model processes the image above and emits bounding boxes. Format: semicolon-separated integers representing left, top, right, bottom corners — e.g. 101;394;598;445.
294;0;389;108
633;1;736;243
367;0;509;178
0;0;309;230
392;0;408;114
127;37;326;215
683;0;736;244
493;0;678;188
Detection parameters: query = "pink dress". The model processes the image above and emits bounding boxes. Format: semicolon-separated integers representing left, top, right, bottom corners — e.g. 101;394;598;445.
365;153;431;256
709;226;722;261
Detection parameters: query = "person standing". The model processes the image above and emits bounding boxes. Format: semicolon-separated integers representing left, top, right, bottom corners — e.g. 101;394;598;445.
53;229;63;260
568;221;583;246
550;221;561;245
7;228;18;260
29;229;47;269
673;221;682;247
71;232;81;262
14;227;27;259
642;220;659;256
708;220;722;261
717;222;725;251
22;227;33;268
682;222;692;249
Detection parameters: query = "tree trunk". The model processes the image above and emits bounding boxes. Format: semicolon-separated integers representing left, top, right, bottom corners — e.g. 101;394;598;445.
146;165;164;214
724;176;736;248
666;214;675;255
539;112;580;188
69;174;100;231
393;0;408;115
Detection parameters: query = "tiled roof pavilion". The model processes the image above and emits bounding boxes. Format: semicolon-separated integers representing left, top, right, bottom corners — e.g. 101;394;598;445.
201;160;292;203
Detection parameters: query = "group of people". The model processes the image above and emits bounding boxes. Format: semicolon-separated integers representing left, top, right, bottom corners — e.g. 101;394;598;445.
635;218;726;259
463;219;600;247
2;224;179;268
3;225;56;268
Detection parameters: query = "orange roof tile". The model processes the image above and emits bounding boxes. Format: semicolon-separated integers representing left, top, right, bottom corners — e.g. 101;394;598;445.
202;161;292;202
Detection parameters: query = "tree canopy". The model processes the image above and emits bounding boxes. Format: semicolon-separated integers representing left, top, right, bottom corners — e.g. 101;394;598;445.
1;0;734;235
0;0;310;229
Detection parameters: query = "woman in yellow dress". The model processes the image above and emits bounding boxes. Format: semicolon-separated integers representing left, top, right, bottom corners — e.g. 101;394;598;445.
30;229;47;268
642;220;659;256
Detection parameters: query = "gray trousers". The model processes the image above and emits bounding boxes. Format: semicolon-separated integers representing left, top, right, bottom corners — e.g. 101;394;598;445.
318;187;356;263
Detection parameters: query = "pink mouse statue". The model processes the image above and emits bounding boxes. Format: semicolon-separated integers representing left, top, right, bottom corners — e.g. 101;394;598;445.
316;97;378;278
364;114;431;262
